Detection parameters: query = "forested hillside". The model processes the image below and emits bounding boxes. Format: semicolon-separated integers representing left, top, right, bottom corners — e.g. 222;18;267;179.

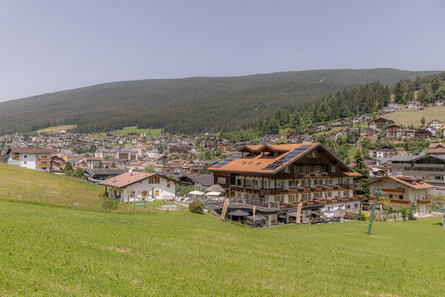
232;71;445;140
0;68;438;134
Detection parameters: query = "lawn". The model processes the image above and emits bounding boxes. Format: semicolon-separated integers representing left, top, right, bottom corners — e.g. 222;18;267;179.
36;125;77;134
382;106;445;128
0;199;444;296
0;163;103;209
114;126;163;137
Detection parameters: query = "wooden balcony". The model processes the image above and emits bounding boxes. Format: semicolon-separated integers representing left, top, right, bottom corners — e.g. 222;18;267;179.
416;198;432;205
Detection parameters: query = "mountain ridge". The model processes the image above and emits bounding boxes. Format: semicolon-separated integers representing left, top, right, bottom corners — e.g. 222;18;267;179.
0;68;440;134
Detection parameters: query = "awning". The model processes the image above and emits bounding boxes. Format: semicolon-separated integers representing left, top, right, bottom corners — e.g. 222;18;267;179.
189;190;205;195
229;210;249;216
205;191;222;196
246;214;266;221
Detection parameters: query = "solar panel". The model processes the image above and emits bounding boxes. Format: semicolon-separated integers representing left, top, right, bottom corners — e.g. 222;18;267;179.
262;145;312;171
212;153;242;168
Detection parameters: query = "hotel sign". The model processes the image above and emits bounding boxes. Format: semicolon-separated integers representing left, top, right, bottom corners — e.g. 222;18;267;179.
381;188;404;194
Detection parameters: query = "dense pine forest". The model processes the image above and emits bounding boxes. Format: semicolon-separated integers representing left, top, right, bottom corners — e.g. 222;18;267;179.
0;68;438;135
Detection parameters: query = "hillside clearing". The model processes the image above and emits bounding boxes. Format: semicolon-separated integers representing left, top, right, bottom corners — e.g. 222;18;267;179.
0;199;444;297
36;125;77;134
382;106;445;128
115;126;163;137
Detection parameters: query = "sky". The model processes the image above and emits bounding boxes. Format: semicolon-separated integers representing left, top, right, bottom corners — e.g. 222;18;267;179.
0;0;444;101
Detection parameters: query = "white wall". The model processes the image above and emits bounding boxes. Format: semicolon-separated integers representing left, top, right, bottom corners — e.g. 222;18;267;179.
8;153;51;172
119;177;175;201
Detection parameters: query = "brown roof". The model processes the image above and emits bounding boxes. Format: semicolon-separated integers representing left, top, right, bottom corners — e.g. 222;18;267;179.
99;171;175;188
369;176;434;190
209;143;357;175
8;147;53;154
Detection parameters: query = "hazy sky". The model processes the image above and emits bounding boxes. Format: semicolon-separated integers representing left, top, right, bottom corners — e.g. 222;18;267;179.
1;0;444;101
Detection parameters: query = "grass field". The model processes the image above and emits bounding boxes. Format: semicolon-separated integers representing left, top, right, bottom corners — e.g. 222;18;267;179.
382;106;445;128
36;125;77;134
1;164;444;296
0;163;103;209
114;126;163;137
0;198;444;296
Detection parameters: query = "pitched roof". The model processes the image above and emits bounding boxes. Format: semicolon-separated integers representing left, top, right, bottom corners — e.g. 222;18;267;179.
99;172;174;188
7;147;53;154
209;143;355;175
369;176;434;190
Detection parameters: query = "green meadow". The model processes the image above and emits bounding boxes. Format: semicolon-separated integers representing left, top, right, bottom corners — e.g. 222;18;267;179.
0;164;444;296
114;126;163;137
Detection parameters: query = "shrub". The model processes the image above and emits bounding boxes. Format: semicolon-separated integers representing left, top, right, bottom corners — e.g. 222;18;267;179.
189;200;204;214
101;194;120;210
358;212;366;221
400;207;409;220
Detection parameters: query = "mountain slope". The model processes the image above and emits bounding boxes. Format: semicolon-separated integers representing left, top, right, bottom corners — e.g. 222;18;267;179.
0;68;439;134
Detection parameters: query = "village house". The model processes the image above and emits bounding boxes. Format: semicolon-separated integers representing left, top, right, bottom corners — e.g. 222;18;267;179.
426;143;445;155
407;100;423;110
427;119;442;130
370;146;397;159
6;147;53;172
414;129;434;140
385;125;402;139
352;114;371;124
84;168;127;182
435;99;444;106
360;127;378;137
168;172;214;189
369;176;432;216
389;154;445;194
369;118;394;130
99;171;176;202
403;129;416;138
208;143;363;226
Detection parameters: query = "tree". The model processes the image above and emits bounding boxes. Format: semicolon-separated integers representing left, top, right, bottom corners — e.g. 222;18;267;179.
73;167;84;178
65;161;73;172
145;164;157;173
421;116;426;127
353;149;370;197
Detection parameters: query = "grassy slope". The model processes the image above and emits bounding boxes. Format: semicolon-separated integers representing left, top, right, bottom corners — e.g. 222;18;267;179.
36;125;77;134
0;163;103;209
0;199;444;297
382;106;445;128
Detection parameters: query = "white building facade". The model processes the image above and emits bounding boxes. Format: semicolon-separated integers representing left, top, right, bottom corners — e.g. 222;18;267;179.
6;147;53;172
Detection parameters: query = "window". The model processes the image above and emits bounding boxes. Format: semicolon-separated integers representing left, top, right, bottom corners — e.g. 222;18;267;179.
346;205;351;209
217;177;226;184
23;161;27;164
149;176;160;184
354;203;359;208
24;155;27;158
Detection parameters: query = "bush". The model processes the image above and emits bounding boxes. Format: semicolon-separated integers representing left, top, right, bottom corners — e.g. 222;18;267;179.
358;212;366;221
400;207;409;220
189;200;204;214
101;194;120;210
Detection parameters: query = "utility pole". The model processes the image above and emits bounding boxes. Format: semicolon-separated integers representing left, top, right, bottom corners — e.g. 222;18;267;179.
367;190;379;235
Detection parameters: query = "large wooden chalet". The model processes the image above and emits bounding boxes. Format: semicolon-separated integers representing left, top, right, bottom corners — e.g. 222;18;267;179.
208;143;363;225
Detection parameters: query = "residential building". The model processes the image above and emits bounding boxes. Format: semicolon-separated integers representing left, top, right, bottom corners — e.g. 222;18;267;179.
407;100;423;110
389;154;445;194
6;147;53;172
208;143;363;226
385;125;402;139
369;176;433;216
414;129;434;140
369;118;394;130
428;119;442;130
99;171;176;201
426;143;445;155
370;146;397;159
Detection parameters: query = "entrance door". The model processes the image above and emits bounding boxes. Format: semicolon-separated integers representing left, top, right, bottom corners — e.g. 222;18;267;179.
155;190;159;197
